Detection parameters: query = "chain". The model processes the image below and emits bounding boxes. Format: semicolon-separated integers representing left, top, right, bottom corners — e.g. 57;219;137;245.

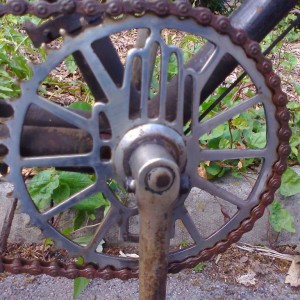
0;0;291;279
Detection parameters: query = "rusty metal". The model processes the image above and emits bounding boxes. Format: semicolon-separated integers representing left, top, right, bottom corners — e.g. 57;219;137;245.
24;13;102;48
129;143;180;299
0;0;292;285
20;126;93;156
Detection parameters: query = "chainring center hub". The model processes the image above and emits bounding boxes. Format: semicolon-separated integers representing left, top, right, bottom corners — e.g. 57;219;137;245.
114;124;187;185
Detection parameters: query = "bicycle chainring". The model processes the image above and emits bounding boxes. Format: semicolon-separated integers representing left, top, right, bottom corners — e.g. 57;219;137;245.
0;0;291;280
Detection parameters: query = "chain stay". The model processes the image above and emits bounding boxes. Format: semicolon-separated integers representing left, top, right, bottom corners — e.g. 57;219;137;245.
0;0;291;279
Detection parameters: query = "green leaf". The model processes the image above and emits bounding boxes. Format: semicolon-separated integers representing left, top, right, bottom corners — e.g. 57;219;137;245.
0;86;13;92
61;228;73;238
65;55;78;74
246;132;266;149
38;84;48;95
180;241;189;247
269;200;295;233
108;179;117;191
52;183;70;203
57;171;93;194
201;124;226;140
219;138;230;149
231;117;249;130
28;169;59;209
217;167;227;178
205;163;222;178
73;277;91;299
183;120;191;134
68;101;92;112
182;34;199;43
44;238;53;247
0;92;9;98
282;53;298;69
287;102;300;110
73;234;93;246
193;263;206;273
88;213;96;221
74;210;86;230
76;256;84;265
279;167;300;197
73;192;109;211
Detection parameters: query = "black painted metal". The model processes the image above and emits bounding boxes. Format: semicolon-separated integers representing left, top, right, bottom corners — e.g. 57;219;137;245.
24;13;101;48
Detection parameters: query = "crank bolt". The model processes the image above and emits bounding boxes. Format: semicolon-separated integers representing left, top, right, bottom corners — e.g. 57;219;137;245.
146;167;174;193
125;178;136;193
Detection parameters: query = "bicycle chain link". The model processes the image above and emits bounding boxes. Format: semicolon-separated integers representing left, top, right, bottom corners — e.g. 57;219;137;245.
0;0;291;280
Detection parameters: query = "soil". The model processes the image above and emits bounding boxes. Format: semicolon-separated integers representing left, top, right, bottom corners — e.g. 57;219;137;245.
1;242;293;279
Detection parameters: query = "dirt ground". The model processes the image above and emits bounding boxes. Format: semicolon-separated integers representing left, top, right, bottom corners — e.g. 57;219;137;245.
0;243;299;299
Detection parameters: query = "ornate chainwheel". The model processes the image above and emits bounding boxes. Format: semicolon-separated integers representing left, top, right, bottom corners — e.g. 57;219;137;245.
1;5;290;280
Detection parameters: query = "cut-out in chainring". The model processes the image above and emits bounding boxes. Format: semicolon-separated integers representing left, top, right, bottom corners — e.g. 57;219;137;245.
2;11;290;275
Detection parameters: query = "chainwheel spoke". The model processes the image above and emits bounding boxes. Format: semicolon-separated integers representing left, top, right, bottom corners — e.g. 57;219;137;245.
179;207;205;245
88;207;120;252
196;95;262;137
140;55;151;118
42;184;97;220
197;47;225;89
199;148;267;161
79;45;121;101
191;174;246;208
159;46;170;120
30;94;90;130
20;153;92;168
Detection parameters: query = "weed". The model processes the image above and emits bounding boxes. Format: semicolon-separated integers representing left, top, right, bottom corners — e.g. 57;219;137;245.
192;262;206;273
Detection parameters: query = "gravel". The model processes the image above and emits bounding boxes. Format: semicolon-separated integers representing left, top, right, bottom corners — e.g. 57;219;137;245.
0;267;299;300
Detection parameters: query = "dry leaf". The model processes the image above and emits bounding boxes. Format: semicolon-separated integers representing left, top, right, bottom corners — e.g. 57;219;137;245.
250;261;271;275
215;254;222;264
22;168;37;177
236;272;257;286
119;250;139;258
197;165;207;179
125;253;139;258
285;255;300;287
236;141;246;150
239;256;248;263
235;243;294;261
237;161;243;169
